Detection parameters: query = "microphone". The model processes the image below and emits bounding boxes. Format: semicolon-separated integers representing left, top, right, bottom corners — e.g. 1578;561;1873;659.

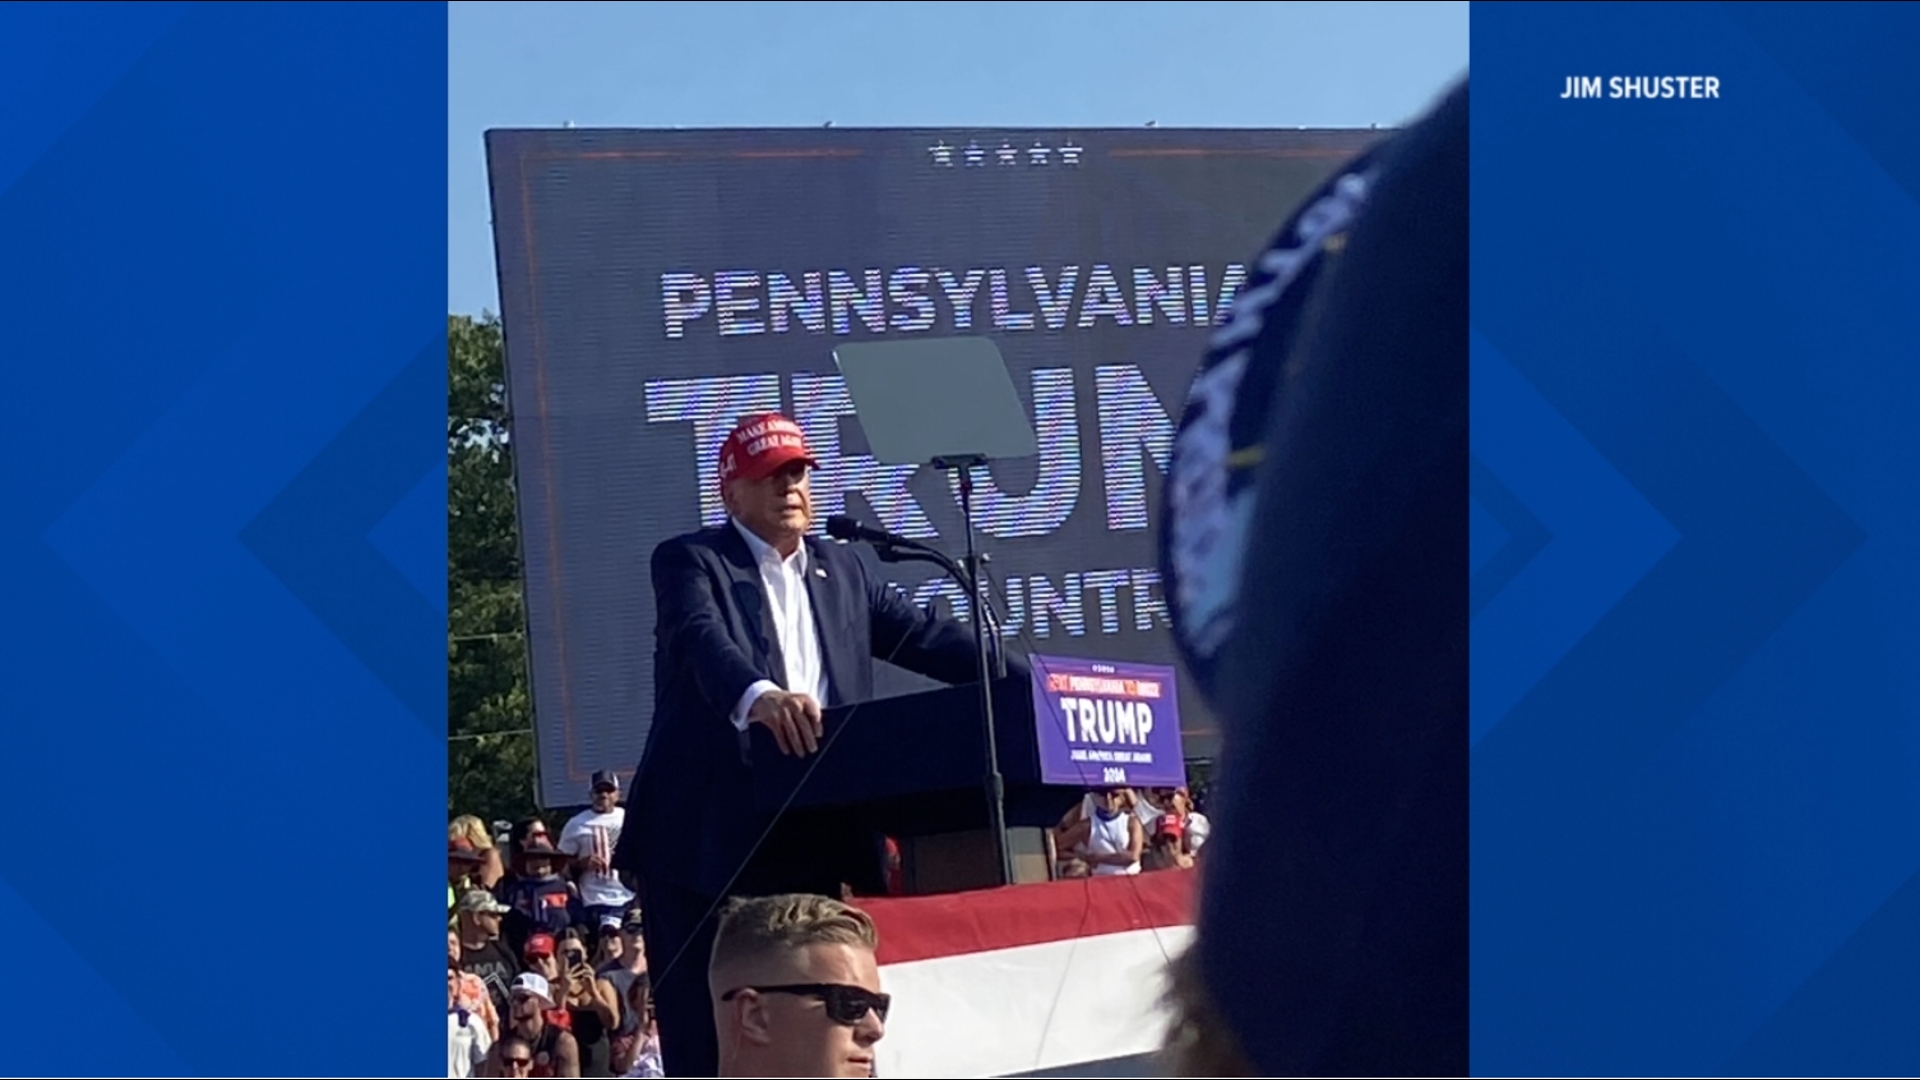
825;514;927;551
827;514;1008;676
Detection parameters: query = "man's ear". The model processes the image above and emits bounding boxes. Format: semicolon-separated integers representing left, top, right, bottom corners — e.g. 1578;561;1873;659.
734;988;776;1046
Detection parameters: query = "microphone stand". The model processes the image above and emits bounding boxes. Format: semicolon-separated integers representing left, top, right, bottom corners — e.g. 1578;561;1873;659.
930;454;1014;888
870;545;1007;678
838;465;1016;888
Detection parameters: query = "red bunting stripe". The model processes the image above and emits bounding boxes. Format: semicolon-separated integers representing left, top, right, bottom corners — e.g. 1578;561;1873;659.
857;869;1196;966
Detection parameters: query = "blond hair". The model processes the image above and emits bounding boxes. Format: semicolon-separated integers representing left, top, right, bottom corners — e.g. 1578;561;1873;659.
449;814;494;850
709;893;879;984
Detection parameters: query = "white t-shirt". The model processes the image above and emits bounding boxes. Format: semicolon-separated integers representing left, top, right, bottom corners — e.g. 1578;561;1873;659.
622;1036;666;1078
1186;811;1212;852
1087;808;1141;876
560;807;635;908
448;1007;492;1079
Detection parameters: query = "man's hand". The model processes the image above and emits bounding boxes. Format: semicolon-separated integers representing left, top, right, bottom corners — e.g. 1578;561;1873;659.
748;689;825;756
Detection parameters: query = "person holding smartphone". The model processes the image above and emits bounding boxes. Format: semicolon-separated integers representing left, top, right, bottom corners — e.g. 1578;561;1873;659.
558;927;620;1076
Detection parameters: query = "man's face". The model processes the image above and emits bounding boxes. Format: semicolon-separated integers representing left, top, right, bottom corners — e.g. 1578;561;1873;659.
591;785;618;813
498;1042;535;1076
524;856;553;878
724;460;814;548
753;942;886;1079
509;990;546;1028
457;909;499;941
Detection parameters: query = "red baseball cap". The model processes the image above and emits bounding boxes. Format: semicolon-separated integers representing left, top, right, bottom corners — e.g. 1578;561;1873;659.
524;933;557;959
719;412;818;485
1155;813;1186;839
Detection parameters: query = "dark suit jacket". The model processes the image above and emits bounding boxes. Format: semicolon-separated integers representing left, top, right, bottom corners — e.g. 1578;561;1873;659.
612;523;1003;900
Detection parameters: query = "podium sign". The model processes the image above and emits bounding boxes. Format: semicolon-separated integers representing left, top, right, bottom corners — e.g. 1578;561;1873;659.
1030;655;1186;789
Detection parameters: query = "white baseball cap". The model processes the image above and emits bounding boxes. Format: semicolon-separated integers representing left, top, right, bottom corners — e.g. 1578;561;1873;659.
510;972;553;1006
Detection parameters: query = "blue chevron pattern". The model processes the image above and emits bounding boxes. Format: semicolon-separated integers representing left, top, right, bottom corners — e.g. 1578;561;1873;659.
239;342;447;729
1;4;446;1075
1468;457;1551;615
1468;491;1508;578
1470;330;1679;742
1473;2;1918;1074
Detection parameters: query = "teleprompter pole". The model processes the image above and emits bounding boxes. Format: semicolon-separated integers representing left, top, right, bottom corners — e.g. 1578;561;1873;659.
935;454;1015;887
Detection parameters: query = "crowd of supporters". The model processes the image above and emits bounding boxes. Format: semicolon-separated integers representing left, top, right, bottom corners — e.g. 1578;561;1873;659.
449;773;662;1078
1053;785;1211;877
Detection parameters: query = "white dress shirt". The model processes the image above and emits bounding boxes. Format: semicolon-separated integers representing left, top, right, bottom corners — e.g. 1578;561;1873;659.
729;518;831;731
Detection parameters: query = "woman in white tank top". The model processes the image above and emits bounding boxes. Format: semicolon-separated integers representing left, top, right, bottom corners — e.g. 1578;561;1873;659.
1084;787;1144;876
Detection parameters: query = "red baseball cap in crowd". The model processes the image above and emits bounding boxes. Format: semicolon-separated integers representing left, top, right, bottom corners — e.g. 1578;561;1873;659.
718;412;818;484
1155;813;1186;840
524;933;557;959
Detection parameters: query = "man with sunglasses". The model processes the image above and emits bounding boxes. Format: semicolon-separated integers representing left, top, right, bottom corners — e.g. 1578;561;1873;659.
708;893;889;1079
487;1034;534;1077
496;972;580;1078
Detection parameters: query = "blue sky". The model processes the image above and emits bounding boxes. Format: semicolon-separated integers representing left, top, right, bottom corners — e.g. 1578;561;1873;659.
449;0;1468;315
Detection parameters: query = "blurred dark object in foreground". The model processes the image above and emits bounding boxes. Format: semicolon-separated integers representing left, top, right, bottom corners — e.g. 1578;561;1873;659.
1158;78;1468;1076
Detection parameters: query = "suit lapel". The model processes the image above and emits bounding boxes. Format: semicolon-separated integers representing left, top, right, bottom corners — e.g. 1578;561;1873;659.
718;524;786;688
803;537;847;706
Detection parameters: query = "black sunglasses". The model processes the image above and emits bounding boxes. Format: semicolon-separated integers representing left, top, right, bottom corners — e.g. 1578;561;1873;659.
722;983;891;1025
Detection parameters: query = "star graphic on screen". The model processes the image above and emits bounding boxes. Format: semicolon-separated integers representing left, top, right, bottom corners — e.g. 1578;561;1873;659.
997;140;1018;165
929;140;954;167
964;141;985;167
1060;141;1083;166
1028;142;1051;165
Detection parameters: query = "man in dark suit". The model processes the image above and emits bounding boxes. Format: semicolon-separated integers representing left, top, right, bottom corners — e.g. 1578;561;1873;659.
612;410;1001;1079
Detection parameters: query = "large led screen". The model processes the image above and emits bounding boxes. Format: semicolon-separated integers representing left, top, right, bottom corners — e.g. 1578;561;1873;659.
486;127;1383;807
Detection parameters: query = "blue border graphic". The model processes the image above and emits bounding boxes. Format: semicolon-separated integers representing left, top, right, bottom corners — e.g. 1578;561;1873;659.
1473;2;1920;1073
1;3;447;1075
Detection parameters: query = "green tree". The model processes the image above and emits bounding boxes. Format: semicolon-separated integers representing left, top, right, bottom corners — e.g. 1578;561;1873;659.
449;313;538;825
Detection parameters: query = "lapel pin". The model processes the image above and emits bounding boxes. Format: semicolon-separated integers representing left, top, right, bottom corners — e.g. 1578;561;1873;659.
815;567;828;578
